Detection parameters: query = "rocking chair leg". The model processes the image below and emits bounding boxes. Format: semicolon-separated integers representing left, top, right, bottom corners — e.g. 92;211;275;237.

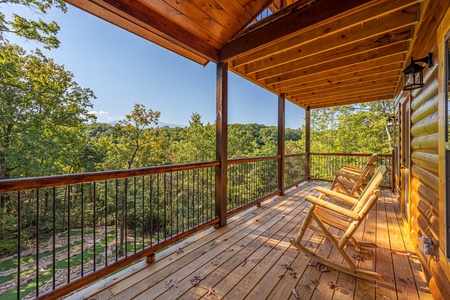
295;205;315;244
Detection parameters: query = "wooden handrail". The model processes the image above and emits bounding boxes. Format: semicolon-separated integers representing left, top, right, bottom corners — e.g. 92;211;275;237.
0;161;220;193
228;155;279;164
285;153;306;158
310;152;392;158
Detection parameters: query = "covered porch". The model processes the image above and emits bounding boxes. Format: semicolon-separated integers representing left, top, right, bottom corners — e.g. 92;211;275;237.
0;0;449;299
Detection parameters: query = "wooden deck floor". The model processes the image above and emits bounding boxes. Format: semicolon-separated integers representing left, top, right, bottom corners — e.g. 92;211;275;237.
69;182;431;300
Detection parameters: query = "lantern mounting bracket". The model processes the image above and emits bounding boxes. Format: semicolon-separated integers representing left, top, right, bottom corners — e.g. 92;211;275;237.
401;52;433;91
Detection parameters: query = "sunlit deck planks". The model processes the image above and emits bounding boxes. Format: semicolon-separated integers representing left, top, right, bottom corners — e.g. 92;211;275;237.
68;182;431;300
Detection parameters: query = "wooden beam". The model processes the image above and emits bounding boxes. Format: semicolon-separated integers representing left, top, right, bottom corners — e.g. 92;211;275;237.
278;94;285;196
232;0;317;40
245;7;417;75
138;0;224;48
305;107;311;181
275;62;403;92
285;72;400;96
287;82;397;98
232;0;422;67
65;0;209;65
216;62;228;228
293;89;394;104
293;93;394;108
263;40;409;85
91;0;219;62
220;0;373;62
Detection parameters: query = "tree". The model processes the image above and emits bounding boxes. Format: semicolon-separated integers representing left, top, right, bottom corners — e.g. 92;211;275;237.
170;113;214;163
0;0;67;49
311;102;393;153
103;103;160;256
0;43;96;179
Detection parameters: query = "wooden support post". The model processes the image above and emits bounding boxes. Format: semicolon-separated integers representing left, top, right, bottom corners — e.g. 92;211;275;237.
305;107;311;182
278;94;285;196
215;62;228;228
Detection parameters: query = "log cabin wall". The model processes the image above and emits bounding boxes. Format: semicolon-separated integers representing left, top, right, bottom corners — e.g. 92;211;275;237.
400;2;450;298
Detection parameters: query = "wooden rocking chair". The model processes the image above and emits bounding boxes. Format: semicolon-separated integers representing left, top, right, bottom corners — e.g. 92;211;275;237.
329;153;378;197
290;165;387;282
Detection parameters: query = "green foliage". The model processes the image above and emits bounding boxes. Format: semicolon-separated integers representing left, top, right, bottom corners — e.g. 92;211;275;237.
0;43;96;179
0;0;67;49
311;101;394;154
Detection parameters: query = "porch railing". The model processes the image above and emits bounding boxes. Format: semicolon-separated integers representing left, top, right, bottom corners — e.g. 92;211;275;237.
284;153;307;189
0;151;392;299
0;162;219;300
227;156;279;215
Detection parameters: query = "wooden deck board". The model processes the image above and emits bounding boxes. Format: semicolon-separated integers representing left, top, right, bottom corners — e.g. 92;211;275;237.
67;183;431;300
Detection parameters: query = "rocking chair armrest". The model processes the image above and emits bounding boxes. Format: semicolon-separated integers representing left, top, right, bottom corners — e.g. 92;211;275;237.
315;187;358;205
305;195;359;220
332;171;360;181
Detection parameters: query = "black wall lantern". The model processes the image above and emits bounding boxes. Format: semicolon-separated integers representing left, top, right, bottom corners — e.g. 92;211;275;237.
402;52;433;91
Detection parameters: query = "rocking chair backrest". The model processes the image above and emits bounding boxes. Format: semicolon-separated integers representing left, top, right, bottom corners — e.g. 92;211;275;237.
339;165;386;249
362;153;378;176
351;165;387;213
365;153;379;168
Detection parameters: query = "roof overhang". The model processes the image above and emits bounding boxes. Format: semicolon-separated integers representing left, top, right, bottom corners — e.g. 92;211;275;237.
64;0;449;108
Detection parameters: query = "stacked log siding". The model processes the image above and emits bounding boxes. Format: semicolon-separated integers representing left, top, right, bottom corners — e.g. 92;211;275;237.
409;64;450;298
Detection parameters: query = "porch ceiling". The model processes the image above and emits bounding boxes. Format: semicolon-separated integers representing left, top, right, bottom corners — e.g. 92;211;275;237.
65;0;425;109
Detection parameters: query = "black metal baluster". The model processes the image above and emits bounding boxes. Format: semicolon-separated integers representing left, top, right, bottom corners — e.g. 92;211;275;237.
191;169;195;228
67;186;71;283
163;173;167;241
93;182;96;272
150;175;153;247
176;171;179;235
142;176;145;251
17;192;21;300
81;184;84;276
134;177;137;254
52;187;56;290
104;180;108;267
197;169;200;226
125;178;128;258
181;171;184;232
157;174;160;243
36;189;40;295
170;172;173;237
34;189;41;296
115;179;118;262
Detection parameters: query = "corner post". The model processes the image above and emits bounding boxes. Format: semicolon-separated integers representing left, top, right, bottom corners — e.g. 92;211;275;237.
278;94;285;196
305;107;311;182
215;62;228;228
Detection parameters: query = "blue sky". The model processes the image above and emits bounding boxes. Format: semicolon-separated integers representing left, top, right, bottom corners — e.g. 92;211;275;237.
3;3;305;128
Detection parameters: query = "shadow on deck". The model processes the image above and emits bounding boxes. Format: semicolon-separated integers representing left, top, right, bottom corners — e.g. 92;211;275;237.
68;182;431;300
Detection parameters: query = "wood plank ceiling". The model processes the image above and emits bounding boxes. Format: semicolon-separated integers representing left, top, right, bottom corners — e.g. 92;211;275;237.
65;0;424;109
